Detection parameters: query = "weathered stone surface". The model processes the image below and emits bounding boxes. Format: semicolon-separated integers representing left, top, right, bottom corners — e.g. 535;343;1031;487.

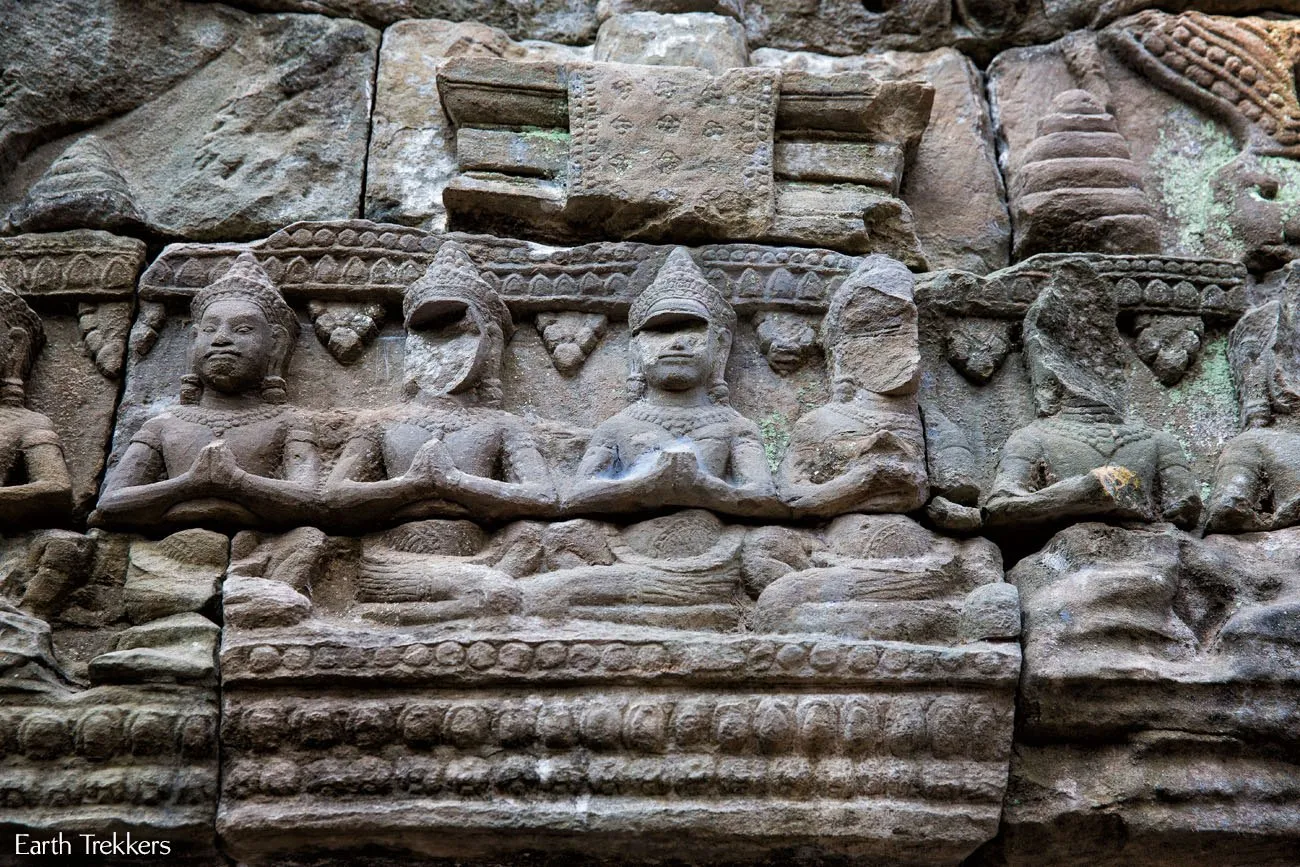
17;0;1300;859
0;231;142;518
753;46;1010;273
916;251;1246;519
742;0;1300;62
364;19;587;231
105;221;1019;863
221;0;601;42
1010;88;1160;258
1;530;223;859
990;15;1300;269
595;11;750;70
1;2;378;241
991;521;1300;865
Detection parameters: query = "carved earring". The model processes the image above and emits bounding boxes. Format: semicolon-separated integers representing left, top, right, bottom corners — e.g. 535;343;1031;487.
261;376;288;404
626;372;646;402
0;377;23;407
179;374;203;405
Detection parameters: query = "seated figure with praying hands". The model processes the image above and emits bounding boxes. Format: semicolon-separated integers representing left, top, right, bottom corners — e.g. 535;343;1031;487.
323;241;556;528
777;255;928;518
0;285;72;528
94;254;320;530
564;247;780;518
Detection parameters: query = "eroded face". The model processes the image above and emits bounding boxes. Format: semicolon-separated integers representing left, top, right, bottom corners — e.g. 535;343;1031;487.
192;299;276;395
633;314;715;393
404;303;483;396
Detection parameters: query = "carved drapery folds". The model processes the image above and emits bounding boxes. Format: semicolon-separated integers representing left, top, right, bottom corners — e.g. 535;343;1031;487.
77;220;1018;863
4;169;1300;865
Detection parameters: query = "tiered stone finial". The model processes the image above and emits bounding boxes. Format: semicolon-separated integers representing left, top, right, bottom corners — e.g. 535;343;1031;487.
1011;89;1160;259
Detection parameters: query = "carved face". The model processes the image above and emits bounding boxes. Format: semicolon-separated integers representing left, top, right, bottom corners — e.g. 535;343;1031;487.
633;313;715;393
192;299;277;395
404;302;485;397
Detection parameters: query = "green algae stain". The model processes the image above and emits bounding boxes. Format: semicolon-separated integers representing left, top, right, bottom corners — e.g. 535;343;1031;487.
1151;108;1242;257
1152;105;1300;259
759;411;791;474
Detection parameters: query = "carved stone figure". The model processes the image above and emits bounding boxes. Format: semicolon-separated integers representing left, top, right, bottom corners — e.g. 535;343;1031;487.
985;261;1202;530
777;255;927;517
566;247;780;517
324;241;556;527
750;514;1017;645
1206;298;1300;533
94;253;319;530
1005;521;1300;865
0;286;72;528
520;509;748;630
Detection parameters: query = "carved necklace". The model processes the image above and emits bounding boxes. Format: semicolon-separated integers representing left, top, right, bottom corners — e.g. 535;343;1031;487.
626;402;734;438
827;400;912;429
1046;417;1152;455
170;404;286;438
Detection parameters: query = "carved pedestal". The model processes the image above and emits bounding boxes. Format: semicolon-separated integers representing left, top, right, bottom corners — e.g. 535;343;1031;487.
220;628;1018;864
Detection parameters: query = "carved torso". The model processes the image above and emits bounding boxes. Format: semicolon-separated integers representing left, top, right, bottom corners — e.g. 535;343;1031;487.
782;395;925;502
596;402;756;478
0;407;59;486
135;405;294;481
377;405;513;481
1027;418;1160;486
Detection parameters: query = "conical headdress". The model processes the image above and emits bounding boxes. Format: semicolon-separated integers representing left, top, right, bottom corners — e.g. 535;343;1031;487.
0;283;44;356
404;241;512;339
192;253;298;339
628;248;735;334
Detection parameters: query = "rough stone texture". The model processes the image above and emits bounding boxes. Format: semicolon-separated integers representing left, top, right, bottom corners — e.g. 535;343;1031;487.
0;530;223;860
95;221;1020;862
990;15;1300;270
742;0;1300;62
595;11;751;70
0;1;379;241
990;521;1300;865
0;231;143;518
11;1;1300;863
364;19;589;231
752;45;1011;273
217;0;601;42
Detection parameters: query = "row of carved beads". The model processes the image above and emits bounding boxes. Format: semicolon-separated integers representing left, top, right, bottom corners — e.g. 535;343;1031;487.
226;695;1010;760
0;708;217;762
235;639;1015;682
225;753;1007;803
0;768;216;810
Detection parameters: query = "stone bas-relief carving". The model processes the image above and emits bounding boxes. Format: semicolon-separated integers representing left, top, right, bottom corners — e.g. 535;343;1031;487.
566;248;781;518
96;254;320;531
325;241;557;526
0;1;379;241
1206;296;1300;533
218;512;1020;865
0;231;142;518
439;56;932;262
985;261;1202;531
15;0;1300;858
994;521;1300;865
0;287;72;528
777;255;927;517
111;220;1021;863
0;529;223;860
